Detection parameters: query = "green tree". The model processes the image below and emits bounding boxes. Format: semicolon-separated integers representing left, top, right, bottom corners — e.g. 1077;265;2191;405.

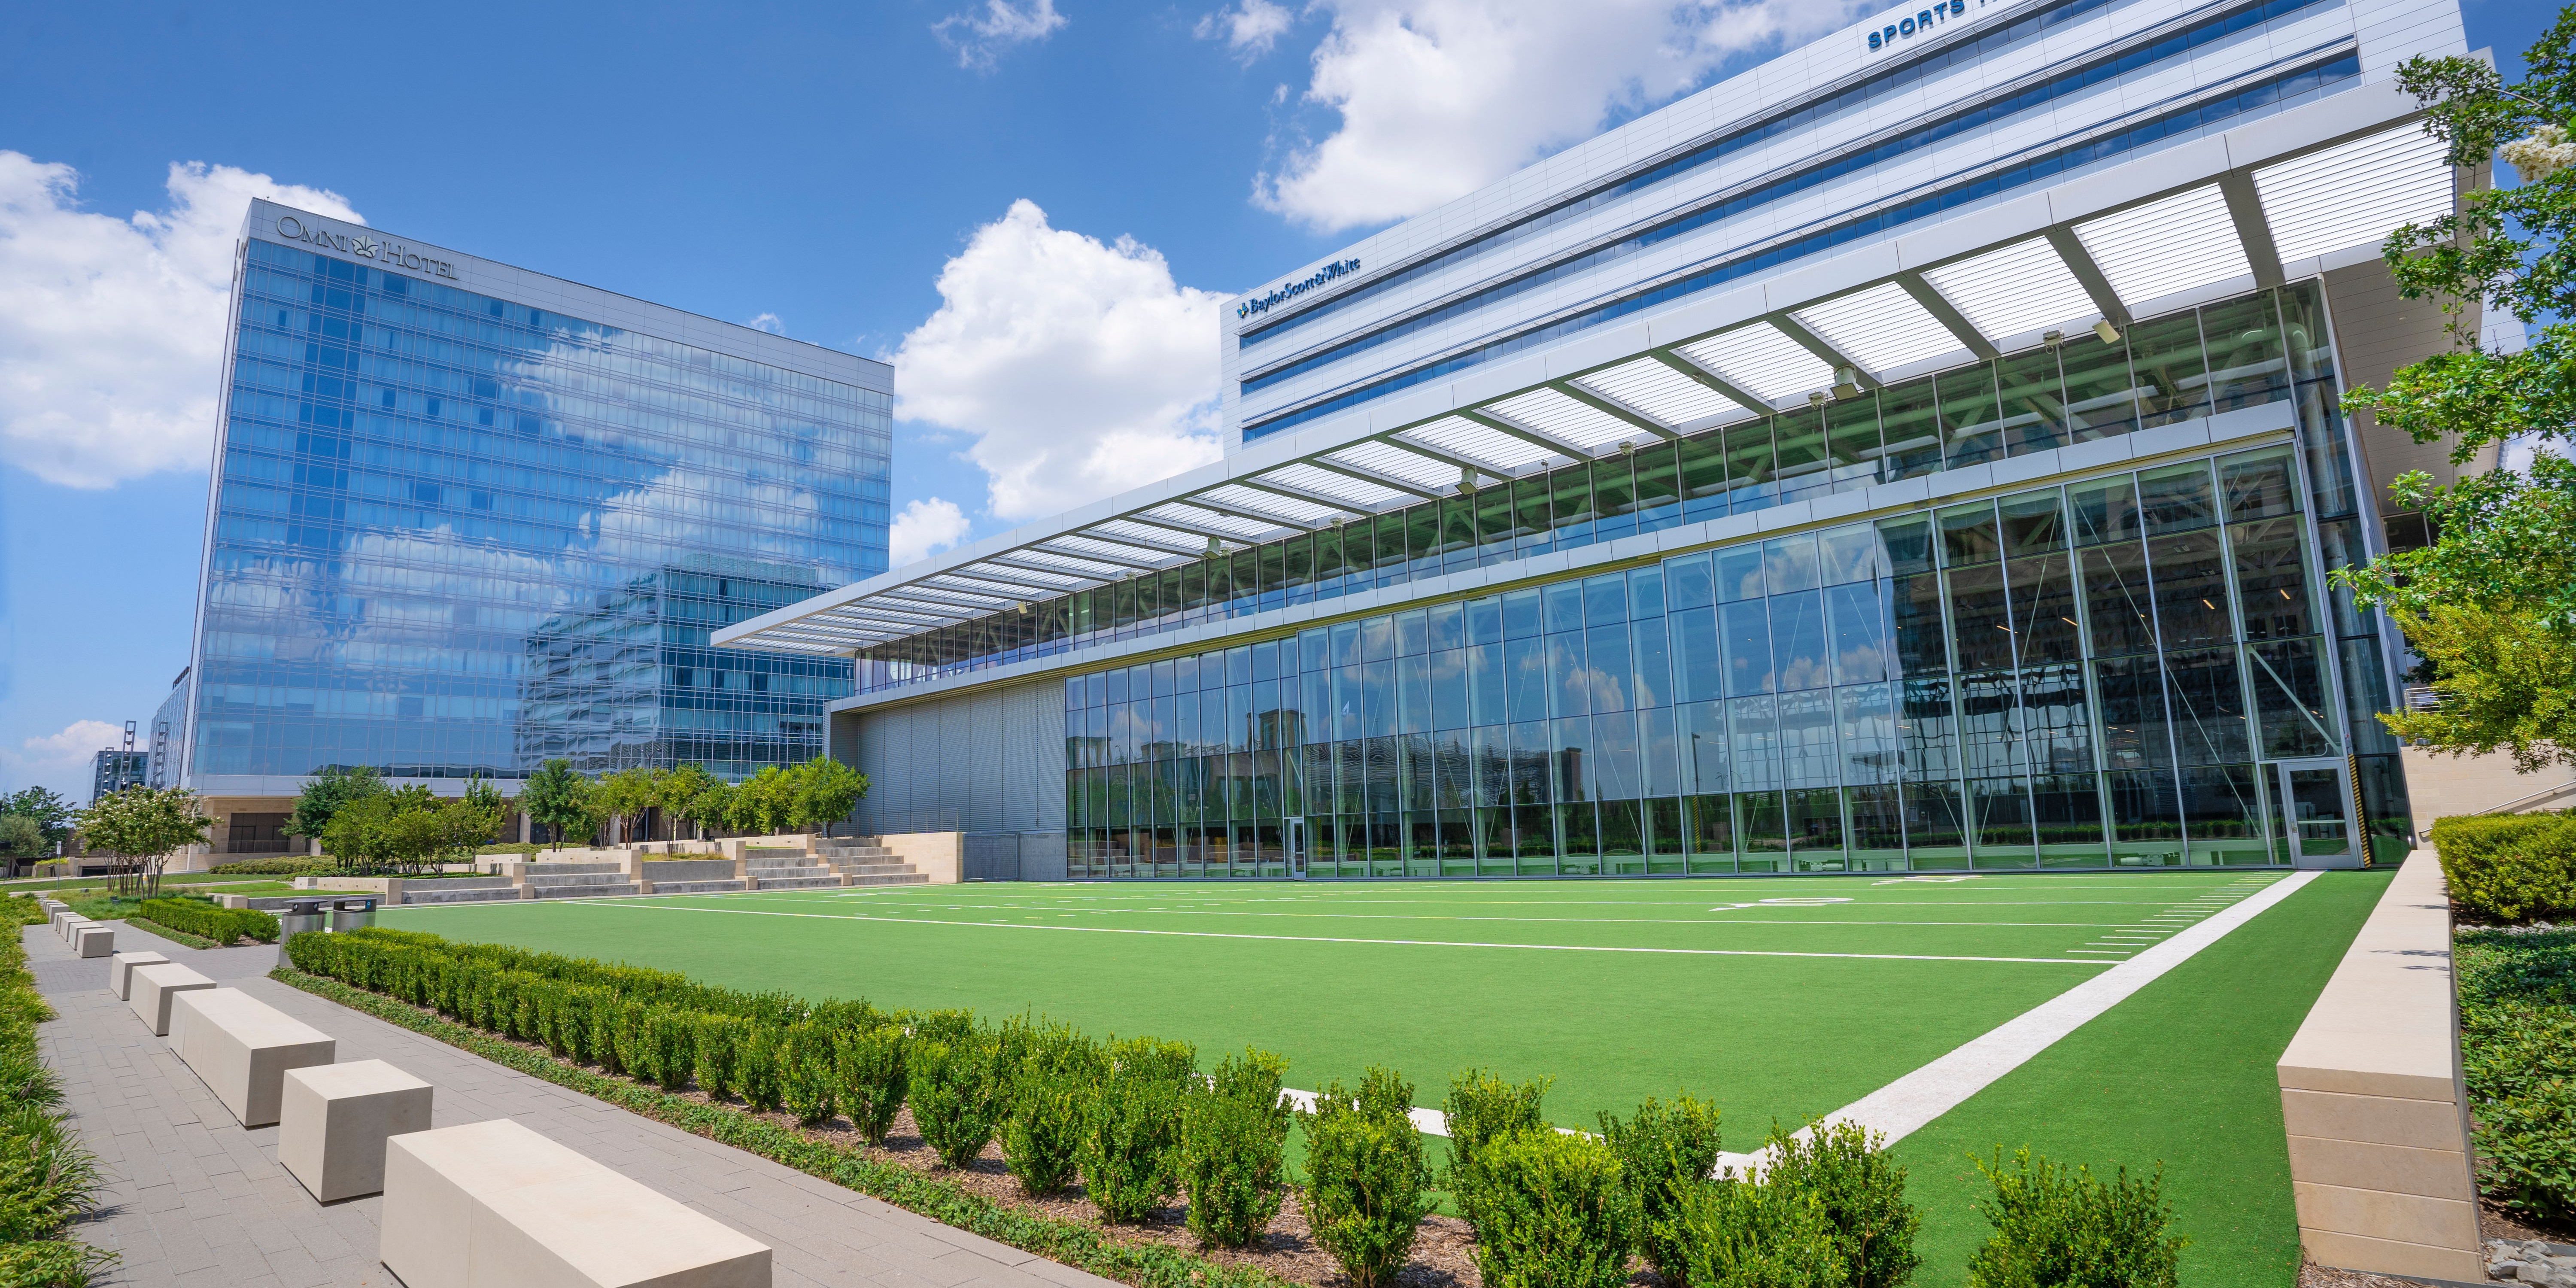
284;765;384;849
73;787;213;896
658;763;723;840
727;764;797;836
787;756;869;837
519;759;599;846
1;787;76;852
593;766;665;844
0;814;49;864
322;782;502;874
2338;15;2576;766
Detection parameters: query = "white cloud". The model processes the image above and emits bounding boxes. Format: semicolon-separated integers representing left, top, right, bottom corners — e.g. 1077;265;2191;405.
894;199;1225;522
744;312;787;335
0;719;123;793
889;498;973;567
0;154;362;488
1256;0;1865;232
935;0;1069;69
1198;0;1296;59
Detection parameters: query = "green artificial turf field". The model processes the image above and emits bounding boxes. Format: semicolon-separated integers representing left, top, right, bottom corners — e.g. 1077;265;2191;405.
379;869;2387;1287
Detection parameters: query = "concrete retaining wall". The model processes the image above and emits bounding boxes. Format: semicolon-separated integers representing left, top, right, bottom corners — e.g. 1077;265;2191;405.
641;860;738;883
2277;851;2482;1281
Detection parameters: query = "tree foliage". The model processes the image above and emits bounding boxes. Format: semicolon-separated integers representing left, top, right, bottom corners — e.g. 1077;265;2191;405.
593;767;664;844
321;778;507;874
73;787;213;896
0;788;75;853
519;758;600;846
2338;15;2576;767
285;764;386;844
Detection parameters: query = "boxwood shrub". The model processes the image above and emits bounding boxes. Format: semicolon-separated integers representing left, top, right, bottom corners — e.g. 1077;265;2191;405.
2430;811;2576;923
139;896;279;945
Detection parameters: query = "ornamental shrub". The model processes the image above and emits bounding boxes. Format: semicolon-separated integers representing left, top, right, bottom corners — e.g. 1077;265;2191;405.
1084;1036;1196;1221
1442;1067;1552;1237
1600;1093;1723;1287
693;1013;745;1100
1299;1067;1431;1288
1965;1148;2185;1288
734;1026;785;1113
1470;1127;1636;1288
1001;1021;1098;1195
644;1011;696;1092
1179;1047;1292;1248
138;897;278;945
1765;1120;1920;1288
836;1024;910;1148
911;1035;1007;1169
2432;811;2576;922
1677;1173;1848;1288
208;856;334;875
2457;927;2576;1224
780;1024;838;1124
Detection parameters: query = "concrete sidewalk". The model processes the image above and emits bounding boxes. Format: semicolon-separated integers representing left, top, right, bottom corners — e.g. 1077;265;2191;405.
26;922;1116;1288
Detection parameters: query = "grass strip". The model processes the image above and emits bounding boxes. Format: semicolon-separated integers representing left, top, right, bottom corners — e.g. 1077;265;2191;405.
269;966;1294;1288
120;917;225;951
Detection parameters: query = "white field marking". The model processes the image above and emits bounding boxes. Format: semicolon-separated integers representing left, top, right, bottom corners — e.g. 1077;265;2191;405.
571;901;2116;965
1712;871;2314;1176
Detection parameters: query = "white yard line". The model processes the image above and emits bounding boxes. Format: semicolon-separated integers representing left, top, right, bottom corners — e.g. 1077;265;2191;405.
1708;870;2316;1174
572;901;2118;965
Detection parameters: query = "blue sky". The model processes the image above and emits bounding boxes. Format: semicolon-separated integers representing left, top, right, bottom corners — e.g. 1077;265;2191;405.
0;0;2554;798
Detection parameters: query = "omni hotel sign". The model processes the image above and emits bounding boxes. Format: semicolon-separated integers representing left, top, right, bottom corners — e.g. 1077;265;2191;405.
273;215;460;281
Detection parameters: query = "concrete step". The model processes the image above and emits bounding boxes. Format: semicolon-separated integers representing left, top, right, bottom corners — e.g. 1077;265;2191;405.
647;879;748;896
744;847;808;859
402;887;526;905
752;875;846;890
523;872;635;887
834;863;919;877
520;862;624;875
845;873;929;887
530;882;640;899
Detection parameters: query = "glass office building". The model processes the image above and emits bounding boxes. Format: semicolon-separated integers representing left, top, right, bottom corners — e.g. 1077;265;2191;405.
175;200;890;807
723;0;2473;878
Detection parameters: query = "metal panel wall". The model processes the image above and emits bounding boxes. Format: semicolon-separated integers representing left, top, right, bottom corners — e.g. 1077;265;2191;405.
843;678;1064;838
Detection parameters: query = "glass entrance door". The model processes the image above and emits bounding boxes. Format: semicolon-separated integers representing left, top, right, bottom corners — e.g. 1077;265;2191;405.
1284;817;1308;879
2272;759;2360;869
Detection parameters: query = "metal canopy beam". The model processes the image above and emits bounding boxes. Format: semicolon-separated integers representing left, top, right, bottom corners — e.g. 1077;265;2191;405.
2043;227;2133;327
1646;350;1774;414
1893;272;2002;361
1236;475;1380;515
1380;431;1520;481
1029;541;1170;571
2217;171;2286;290
1306;456;1449;500
1768;313;1877;391
1180;492;1335;531
1550;383;1679;440
1458;408;1590;462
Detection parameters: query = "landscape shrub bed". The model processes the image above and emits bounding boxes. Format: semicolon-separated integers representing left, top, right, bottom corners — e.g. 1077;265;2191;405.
208;857;336;877
2431;812;2576;923
137;897;278;945
285;925;2191;1288
2458;927;2576;1227
0;908;115;1285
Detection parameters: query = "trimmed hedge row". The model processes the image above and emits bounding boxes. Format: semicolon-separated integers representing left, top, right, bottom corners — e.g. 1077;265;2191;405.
286;927;2191;1287
2458;927;2576;1225
138;897;279;945
207;857;336;876
0;899;116;1285
2430;811;2576;923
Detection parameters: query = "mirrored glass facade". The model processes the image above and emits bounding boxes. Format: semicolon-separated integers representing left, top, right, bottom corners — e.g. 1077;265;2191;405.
1055;284;2411;878
186;234;888;785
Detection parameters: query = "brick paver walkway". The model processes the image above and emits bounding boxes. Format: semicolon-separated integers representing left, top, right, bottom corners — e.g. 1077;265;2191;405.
26;922;1115;1288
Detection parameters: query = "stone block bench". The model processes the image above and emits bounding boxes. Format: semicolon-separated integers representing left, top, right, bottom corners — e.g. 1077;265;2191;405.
170;987;337;1127
72;924;113;958
280;1059;431;1201
109;951;169;999
128;962;217;1036
2278;850;2482;1282
55;912;89;939
383;1118;771;1287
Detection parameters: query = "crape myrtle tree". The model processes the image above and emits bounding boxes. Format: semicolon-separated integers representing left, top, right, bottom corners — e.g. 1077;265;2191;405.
2340;12;2576;769
74;786;213;897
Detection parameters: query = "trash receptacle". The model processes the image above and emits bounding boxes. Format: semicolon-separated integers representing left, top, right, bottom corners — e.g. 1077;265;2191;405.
278;899;328;969
327;898;376;934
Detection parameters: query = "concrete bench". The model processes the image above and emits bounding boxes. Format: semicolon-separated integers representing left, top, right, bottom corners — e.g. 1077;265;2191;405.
382;1118;770;1288
169;988;336;1127
109;951;170;999
53;911;85;939
72;924;113;958
128;962;218;1036
280;1059;431;1201
2278;851;2482;1282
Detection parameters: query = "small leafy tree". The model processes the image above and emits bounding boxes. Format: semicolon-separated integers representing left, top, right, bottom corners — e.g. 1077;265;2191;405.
519;758;599;846
1;787;76;853
284;765;384;850
0;814;46;864
787;756;869;838
727;764;798;836
74;787;213;896
320;781;504;874
659;763;723;841
2336;16;2576;766
593;766;665;844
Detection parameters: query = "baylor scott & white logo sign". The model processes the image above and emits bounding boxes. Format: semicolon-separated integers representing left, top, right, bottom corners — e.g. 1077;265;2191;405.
273;214;461;281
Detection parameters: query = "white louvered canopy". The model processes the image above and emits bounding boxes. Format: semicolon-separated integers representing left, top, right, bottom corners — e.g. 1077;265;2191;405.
718;121;2462;658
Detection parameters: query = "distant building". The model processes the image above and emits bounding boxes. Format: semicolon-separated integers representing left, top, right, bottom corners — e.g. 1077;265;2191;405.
167;200;891;856
91;749;146;803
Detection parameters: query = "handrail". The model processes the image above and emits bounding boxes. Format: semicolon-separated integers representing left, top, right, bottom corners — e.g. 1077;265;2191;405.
2476;779;2576;815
